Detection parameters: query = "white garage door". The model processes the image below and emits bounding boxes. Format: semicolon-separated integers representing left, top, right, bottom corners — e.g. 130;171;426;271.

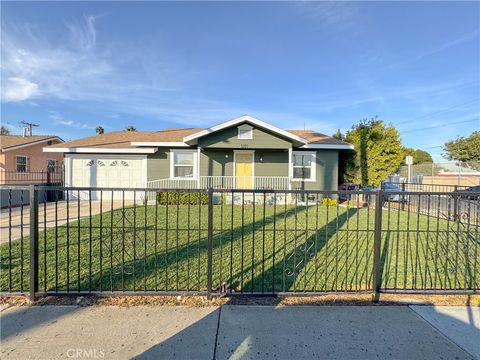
70;156;145;200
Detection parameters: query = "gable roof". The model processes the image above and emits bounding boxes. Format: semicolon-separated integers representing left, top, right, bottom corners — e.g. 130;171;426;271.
288;130;351;146
0;135;63;152
183;115;308;145
44;116;354;152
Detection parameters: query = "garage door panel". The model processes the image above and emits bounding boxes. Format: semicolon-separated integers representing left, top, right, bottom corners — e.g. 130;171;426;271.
70;157;144;200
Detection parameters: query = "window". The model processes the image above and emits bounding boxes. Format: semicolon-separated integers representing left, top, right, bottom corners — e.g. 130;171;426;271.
16;156;28;173
47;160;57;173
291;152;315;181
171;150;196;178
238;124;253;140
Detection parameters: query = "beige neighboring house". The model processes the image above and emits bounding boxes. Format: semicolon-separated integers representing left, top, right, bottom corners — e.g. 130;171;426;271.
43;115;353;200
0;135;64;184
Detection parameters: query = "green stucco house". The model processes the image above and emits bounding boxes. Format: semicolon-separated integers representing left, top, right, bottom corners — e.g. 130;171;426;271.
44;115;353;199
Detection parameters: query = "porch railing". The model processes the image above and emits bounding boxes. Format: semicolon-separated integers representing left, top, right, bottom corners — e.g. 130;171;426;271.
146;176;291;190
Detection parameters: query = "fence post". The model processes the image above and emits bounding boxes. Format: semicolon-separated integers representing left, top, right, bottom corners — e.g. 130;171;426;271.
372;190;384;302
29;185;39;301
401;183;406;211
206;187;214;300
453;185;458;221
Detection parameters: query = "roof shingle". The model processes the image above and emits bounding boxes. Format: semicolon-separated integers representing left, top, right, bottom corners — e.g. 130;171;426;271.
0;135;62;151
45;127;351;149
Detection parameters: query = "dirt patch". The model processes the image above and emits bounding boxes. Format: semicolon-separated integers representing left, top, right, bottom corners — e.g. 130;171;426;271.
2;293;478;308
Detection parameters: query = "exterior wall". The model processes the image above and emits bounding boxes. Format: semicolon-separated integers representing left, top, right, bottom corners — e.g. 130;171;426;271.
0;139;63;172
200;150;233;176
292;150;338;191
254;150;289;177
146;147;339;191
198;126;292;149
146;149;171;181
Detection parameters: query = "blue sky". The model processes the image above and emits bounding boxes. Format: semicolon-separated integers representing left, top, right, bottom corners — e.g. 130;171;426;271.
1;1;479;161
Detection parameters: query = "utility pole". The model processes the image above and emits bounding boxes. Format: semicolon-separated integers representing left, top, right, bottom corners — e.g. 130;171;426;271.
20;120;39;136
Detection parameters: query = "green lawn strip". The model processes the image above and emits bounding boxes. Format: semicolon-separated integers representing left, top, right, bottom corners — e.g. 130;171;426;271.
1;204;478;293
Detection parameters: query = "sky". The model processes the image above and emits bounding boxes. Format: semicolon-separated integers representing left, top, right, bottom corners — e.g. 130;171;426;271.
1;1;479;161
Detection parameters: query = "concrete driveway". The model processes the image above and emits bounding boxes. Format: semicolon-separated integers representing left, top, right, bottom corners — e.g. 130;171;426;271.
0;200;133;244
1;305;478;359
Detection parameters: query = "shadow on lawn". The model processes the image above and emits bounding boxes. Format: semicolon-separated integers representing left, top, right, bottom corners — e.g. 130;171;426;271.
70;204;361;294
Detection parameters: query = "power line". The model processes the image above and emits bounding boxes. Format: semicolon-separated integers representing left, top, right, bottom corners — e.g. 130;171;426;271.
396;98;480;125
420;145;443;149
402;118;479;134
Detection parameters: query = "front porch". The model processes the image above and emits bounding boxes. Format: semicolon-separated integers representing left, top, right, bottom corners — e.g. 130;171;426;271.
146;175;294;190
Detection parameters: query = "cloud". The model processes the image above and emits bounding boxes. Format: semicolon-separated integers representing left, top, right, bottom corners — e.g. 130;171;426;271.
1;16;114;102
2;77;39;101
48;111;99;130
387;29;480;70
65;15;98;51
293;2;357;30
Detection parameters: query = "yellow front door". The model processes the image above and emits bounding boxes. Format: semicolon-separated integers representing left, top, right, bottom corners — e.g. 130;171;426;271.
235;153;253;189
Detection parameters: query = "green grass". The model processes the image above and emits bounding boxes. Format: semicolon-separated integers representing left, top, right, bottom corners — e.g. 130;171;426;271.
1;202;478;293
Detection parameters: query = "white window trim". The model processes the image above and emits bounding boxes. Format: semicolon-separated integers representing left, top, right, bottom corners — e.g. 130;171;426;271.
170;149;198;179
16;155;28;173
237;124;253;140
291;151;316;182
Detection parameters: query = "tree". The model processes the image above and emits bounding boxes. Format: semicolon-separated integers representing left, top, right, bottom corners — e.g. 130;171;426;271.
125;125;137;132
344;117;405;186
0;126;11;135
403;148;433;164
443;131;480;170
96;126;105;135
332;129;345;141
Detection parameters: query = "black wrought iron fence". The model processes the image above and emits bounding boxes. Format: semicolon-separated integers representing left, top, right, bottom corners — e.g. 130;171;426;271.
0;168;63;185
0;185;478;300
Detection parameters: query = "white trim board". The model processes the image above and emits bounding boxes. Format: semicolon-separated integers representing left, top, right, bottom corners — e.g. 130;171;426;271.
2;137;63;152
300;144;354;150
183;115;308;144
131;141;189;147
44;147;158;154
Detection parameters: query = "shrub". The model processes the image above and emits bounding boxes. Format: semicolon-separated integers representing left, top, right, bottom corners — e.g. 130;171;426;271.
157;191;209;205
321;198;337;206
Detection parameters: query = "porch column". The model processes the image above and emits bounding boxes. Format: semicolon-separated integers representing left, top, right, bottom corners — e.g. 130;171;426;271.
197;146;201;188
288;147;292;190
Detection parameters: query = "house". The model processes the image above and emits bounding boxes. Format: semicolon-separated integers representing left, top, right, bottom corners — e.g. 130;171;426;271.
0;134;64;184
43;115;353;199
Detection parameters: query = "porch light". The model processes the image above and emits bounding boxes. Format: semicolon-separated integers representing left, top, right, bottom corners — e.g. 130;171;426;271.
259;156;263;162
225;154;229;158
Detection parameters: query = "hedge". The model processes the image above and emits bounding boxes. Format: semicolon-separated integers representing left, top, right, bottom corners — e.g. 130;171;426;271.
157;191;209;205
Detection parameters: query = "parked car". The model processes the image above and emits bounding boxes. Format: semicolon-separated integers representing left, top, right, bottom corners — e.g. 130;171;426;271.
383;182;408;202
457;185;480;200
338;183;359;201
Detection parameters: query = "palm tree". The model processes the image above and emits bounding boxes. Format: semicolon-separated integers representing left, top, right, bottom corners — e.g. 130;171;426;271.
1;126;11;135
96;126;105;135
125;125;137;132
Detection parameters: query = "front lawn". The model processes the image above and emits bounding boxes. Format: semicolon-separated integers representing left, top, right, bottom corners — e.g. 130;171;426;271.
1;202;478;293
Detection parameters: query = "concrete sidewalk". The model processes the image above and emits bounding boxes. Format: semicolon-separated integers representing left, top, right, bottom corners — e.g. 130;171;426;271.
1;305;478;360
